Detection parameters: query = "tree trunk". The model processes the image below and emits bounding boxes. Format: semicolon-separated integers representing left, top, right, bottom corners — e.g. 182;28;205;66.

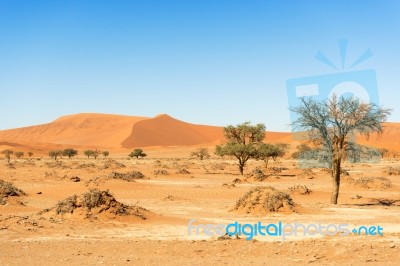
264;158;269;170
331;159;341;204
239;163;244;175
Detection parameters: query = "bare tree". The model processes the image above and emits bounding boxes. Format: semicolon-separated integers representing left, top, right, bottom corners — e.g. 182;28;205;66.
291;94;391;204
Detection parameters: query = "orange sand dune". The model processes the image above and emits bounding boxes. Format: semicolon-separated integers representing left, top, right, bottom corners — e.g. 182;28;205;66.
121;114;224;148
0;113;398;151
358;122;400;151
0;113;148;148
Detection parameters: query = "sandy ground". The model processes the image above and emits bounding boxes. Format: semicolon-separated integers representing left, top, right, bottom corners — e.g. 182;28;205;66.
1;152;400;265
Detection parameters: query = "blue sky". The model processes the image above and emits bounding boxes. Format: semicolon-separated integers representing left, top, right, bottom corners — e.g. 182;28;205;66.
0;0;399;131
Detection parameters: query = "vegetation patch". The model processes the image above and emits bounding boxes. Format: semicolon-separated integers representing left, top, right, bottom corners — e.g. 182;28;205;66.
108;171;145;181
248;168;267;181
154;169;169;175
347;176;392;190
288;185;312;195
386;166;400;176
233;186;295;214
176;169;191;175
0;179;26;205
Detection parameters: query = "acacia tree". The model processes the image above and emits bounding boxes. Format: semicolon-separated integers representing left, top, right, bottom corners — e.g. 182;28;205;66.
15;151;24;159
1;149;13;164
129;148;147;159
92;149;100;160
49;150;62;161
63;148;78;159
102;151;109;158
216;122;266;175
379;148;389;158
191;148;210;160
255;143;286;169
84;150;92;158
28;151;33;158
291;94;391;204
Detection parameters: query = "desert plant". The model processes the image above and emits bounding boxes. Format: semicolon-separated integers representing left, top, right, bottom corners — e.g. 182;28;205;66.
216;122;265;175
191;148;211;160
84;150;94;159
15;151;24;159
92;149;100;159
63;148;78;159
102;151;109;158
386;166;400;175
28;151;33;158
290;94;391;204
255;143;286;169
288;185;311;195
129;148;147;159
249;168;267;181
1;149;13;164
234;186;295;213
379;148;389;158
49;150;63;161
108;171;145;181
347;176;392;190
154;169;169;175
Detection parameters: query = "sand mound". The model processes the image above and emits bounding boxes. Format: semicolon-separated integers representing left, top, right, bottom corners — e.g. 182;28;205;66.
40;189;148;220
233;186;295;214
346;176;392;190
0;179;26;205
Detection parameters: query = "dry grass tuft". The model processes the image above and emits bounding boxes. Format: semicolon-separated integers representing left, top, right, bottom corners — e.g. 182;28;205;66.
233;186;295;214
288;185;312;195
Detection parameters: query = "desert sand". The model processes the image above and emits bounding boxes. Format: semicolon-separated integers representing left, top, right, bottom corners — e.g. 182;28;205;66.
0;114;399;265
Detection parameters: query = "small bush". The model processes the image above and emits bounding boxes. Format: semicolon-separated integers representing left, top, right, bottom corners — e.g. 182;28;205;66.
0;179;26;197
176;169;191;175
288;185;312;195
154;169;169;175
248;168;267;181
386;166;400;176
234;186;295;214
108;171;144;181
